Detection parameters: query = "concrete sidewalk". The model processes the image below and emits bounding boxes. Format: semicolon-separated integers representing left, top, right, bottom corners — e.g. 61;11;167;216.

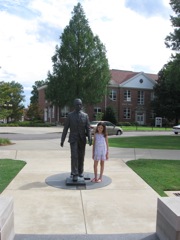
0;127;179;239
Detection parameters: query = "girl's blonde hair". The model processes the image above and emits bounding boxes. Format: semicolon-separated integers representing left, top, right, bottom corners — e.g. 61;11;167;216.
95;122;107;137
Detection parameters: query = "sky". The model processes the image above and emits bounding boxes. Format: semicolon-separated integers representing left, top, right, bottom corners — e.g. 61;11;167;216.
0;0;174;107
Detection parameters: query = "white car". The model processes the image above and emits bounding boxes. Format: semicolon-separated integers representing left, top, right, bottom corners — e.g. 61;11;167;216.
172;124;180;134
90;121;123;135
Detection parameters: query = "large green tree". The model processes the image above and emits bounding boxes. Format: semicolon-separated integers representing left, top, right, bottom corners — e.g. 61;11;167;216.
152;0;180;124
0;82;13;120
46;2;110;107
165;0;180;50
30;80;47;104
152;54;180;124
0;81;25;122
28;80;46;121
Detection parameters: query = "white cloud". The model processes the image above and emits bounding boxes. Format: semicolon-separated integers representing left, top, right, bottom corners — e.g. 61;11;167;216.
0;0;174;106
0;10;56;83
30;0;77;28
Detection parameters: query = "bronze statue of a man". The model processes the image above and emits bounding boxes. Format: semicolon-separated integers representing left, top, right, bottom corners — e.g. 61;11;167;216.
60;98;92;182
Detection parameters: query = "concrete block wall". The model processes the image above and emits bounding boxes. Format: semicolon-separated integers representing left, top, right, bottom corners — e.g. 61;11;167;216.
156;197;180;240
0;196;14;240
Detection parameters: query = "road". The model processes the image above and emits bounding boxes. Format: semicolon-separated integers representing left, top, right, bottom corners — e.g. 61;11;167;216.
0;126;173;140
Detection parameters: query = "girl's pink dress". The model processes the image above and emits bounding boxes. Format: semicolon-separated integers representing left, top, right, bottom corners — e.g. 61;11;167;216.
94;133;107;161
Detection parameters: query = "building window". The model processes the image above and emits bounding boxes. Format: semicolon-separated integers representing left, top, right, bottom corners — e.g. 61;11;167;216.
138;91;144;105
61;106;69;118
44;108;48;122
124;90;131;102
94;107;102;114
109;89;117;101
123;108;131;119
151;92;155;101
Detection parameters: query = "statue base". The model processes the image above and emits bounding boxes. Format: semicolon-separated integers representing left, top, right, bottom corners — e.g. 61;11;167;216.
66;177;86;186
45;172;112;190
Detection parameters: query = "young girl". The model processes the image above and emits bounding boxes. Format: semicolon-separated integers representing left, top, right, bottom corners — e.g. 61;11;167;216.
91;122;109;183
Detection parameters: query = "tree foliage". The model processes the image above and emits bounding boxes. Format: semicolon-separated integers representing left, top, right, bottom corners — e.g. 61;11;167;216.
153;0;180;124
26;103;43;121
165;0;180;50
152;54;180;124
46;3;110;107
0;81;25;122
0;82;13;120
103;106;117;125
30;80;47;104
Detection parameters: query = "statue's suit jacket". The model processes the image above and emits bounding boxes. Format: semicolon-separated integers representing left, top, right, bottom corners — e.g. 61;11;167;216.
61;110;91;144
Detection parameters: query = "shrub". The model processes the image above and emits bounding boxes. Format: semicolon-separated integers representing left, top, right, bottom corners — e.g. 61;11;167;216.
0;138;11;145
0;121;56;127
118;122;132;126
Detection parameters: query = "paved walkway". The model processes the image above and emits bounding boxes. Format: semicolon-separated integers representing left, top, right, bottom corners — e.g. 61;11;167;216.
0;127;179;239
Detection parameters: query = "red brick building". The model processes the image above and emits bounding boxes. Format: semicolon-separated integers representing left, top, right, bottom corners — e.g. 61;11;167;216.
38;69;158;125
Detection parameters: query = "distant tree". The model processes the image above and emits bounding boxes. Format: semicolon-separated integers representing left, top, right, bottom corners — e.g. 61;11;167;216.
8;81;25;122
46;2;110;108
95;112;104;121
30;80;47;104
0;81;25;122
152;54;180;124
153;0;180;125
103;106;117;125
26;103;43;121
165;0;180;50
0;82;13;120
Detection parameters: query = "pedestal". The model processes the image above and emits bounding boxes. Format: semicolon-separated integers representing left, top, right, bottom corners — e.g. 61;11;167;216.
156;197;180;240
0;196;14;240
66;177;86;186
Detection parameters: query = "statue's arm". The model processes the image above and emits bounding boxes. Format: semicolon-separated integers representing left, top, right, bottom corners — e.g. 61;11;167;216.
60;116;70;147
86;115;92;146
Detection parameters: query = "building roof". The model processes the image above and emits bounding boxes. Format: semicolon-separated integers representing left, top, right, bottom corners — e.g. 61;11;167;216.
110;69;158;84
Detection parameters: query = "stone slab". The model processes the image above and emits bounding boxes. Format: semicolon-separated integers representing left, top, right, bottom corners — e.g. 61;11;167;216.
157;197;180;230
14;233;159;240
0;196;14;240
156;197;180;240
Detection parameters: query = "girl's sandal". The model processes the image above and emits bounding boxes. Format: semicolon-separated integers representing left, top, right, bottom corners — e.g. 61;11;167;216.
91;178;97;182
96;178;102;183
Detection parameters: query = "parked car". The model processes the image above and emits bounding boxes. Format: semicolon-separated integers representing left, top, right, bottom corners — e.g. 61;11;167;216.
90;121;123;135
172;124;180;134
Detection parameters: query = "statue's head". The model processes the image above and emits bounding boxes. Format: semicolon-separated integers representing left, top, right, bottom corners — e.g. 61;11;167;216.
74;98;82;112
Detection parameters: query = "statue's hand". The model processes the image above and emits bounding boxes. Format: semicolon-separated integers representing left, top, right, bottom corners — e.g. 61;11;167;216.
88;139;92;146
60;142;63;147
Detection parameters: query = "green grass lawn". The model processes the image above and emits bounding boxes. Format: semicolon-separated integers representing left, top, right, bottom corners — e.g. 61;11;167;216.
122;126;171;131
127;159;180;196
109;135;180;150
0;159;26;193
109;136;180;196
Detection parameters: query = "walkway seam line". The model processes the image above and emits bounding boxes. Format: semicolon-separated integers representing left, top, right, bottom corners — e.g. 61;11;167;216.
80;190;88;234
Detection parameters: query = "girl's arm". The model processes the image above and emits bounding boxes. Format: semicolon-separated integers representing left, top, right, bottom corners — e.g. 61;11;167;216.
105;135;109;159
92;134;96;159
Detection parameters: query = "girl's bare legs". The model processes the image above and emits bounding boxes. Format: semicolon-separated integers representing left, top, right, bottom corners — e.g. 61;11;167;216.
92;160;98;181
99;160;105;180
